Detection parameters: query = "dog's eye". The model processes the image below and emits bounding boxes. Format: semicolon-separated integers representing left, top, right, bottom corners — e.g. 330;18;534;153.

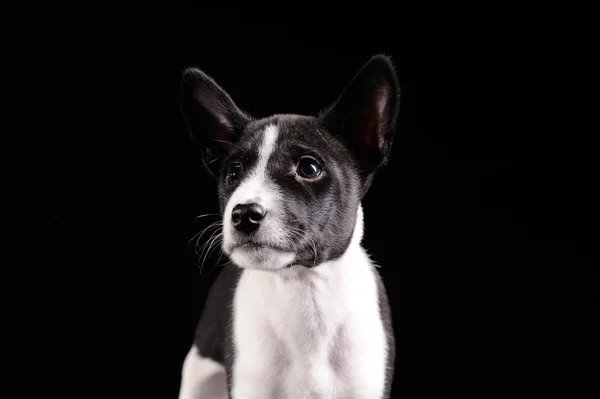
296;157;322;179
226;163;243;184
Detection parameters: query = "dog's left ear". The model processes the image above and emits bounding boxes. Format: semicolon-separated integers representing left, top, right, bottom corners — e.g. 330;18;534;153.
320;55;400;192
180;67;252;178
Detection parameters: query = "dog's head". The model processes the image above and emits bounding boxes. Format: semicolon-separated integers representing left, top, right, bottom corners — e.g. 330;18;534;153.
180;55;400;271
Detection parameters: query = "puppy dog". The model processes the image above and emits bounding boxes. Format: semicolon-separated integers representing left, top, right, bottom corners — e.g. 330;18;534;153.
178;55;400;399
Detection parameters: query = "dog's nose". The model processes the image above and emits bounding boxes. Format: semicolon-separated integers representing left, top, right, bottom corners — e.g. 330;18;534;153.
231;203;266;235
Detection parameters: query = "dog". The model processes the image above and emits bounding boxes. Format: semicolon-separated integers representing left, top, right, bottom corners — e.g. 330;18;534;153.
177;54;400;399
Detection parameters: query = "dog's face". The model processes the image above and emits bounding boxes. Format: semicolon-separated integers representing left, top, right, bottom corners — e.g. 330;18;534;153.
180;55;400;271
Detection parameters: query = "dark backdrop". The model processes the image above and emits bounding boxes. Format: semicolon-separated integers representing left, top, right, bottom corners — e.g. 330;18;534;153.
6;6;597;399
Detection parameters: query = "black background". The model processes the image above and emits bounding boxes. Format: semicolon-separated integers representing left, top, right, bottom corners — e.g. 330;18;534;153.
5;6;598;399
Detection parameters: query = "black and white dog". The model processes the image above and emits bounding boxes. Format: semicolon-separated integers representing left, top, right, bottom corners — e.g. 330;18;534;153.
178;55;400;399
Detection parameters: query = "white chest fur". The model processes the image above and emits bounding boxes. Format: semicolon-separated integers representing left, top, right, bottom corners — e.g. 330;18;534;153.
231;237;388;398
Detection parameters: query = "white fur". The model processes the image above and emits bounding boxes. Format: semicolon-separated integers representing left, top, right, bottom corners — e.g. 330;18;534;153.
223;124;296;271
178;345;228;399
231;206;389;398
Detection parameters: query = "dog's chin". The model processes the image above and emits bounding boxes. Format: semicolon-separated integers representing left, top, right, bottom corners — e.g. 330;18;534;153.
228;245;296;271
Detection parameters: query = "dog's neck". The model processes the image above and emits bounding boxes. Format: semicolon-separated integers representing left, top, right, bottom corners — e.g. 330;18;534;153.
236;205;373;354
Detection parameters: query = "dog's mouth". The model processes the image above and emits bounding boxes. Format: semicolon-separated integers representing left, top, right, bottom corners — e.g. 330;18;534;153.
231;240;287;252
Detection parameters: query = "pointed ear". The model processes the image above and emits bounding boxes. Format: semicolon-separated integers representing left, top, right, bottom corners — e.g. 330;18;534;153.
320;55;400;191
180;67;252;177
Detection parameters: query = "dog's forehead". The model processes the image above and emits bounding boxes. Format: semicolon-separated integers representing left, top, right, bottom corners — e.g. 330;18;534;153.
242;115;330;151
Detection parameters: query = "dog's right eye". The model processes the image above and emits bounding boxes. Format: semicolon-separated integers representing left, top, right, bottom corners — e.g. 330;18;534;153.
226;164;243;185
296;157;322;179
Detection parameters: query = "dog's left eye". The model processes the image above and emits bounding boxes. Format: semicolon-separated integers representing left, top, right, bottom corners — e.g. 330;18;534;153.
226;163;243;184
296;157;322;179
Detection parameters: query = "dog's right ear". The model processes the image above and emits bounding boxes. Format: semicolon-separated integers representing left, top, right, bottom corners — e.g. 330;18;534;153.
180;68;251;177
320;55;400;195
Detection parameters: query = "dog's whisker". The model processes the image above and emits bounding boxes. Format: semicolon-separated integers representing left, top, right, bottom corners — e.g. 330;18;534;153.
288;227;305;242
314;128;333;151
208;138;243;150
201;157;220;171
195;227;222;269
310;237;318;267
197;228;222;259
195;213;221;220
203;234;223;265
287;227;304;247
190;223;220;246
204;237;227;275
194;229;220;255
199;228;222;257
213;247;228;268
198;236;223;273
285;231;301;251
208;240;227;274
288;226;318;267
196;232;218;257
189;221;223;244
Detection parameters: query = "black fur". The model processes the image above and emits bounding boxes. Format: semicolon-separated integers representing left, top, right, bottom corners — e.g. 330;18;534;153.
192;262;240;395
181;55;400;397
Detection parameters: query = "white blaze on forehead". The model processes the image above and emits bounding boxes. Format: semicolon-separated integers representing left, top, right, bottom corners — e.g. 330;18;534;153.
255;124;279;177
227;123;279;206
232;124;279;203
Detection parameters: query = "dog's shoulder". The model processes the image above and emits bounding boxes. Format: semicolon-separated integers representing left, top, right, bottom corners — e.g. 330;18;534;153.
193;262;242;365
373;266;396;396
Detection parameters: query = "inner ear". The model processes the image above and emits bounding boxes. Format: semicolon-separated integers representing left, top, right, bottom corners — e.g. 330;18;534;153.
357;82;391;151
191;87;238;156
180;67;251;177
319;55;400;186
